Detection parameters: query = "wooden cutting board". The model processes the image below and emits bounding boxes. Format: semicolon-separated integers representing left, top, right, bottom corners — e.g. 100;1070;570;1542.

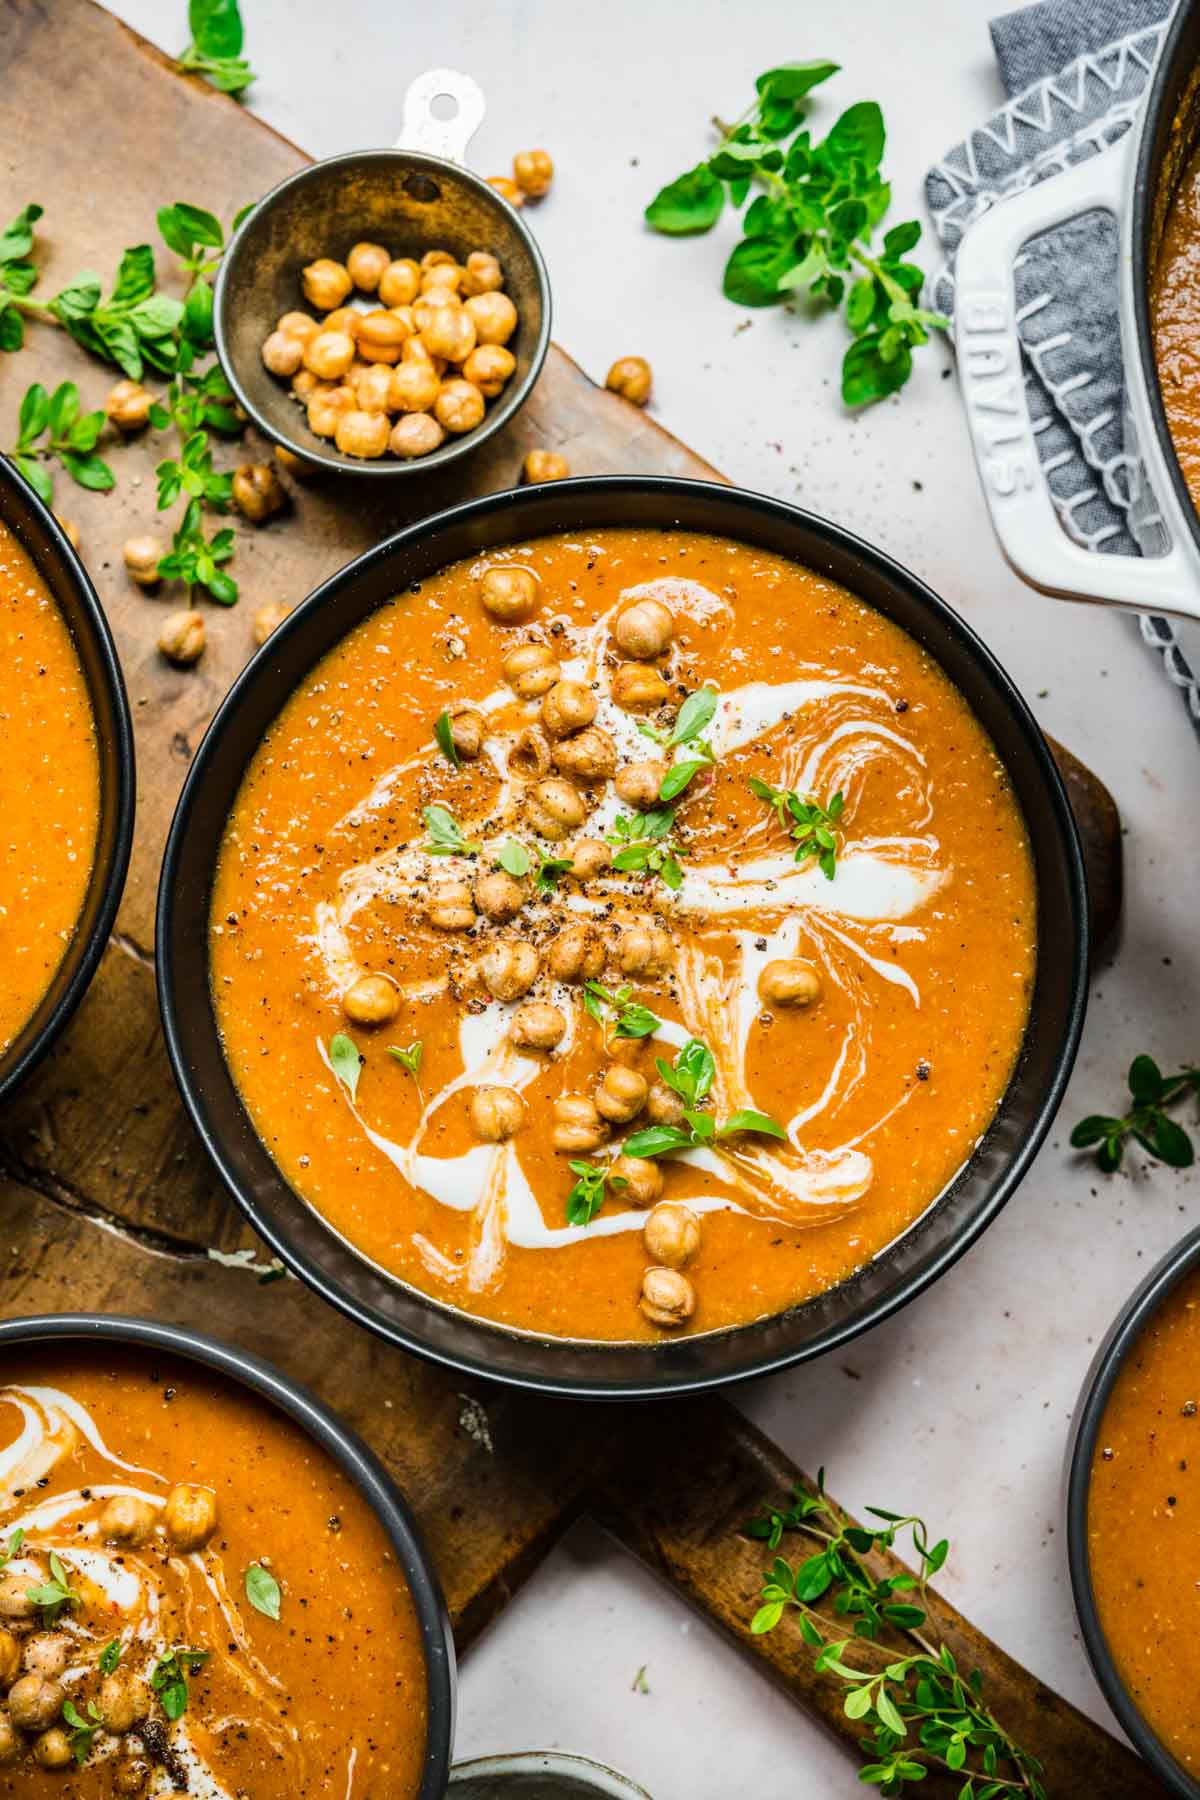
0;2;1147;1793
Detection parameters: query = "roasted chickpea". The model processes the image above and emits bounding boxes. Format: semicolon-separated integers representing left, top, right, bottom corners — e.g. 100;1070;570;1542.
388;361;441;414
389;413;446;459
232;461;286;523
274;444;317;480
114;1756;151;1796
55;515;80;549
292;367;320;400
336;408;391;459
462;250;504;295
643;1202;700;1268
389;304;418;334
0;1629;20;1688
435;378;486;435
615;924;672;976
98;1671;147;1734
8;1674;64;1731
609;1154;663;1207
550;726;617;783
322;306;362;339
513;148;554;197
480;940;539;1002
261;329;306;377
510;1001;567;1051
615;598;674;660
525;777;586;839
606;355;652;406
278;310;320;344
479;565;540;622
342;973;399;1026
347;241;391;292
422;308;477;365
462;343;515;398
105;378;153;431
307;382;355;439
546;923;603;983
122;534;164;589
612;662;670;712
100;1493;157;1546
615;759;667;809
379;258;421;307
646;1080;685;1126
413;292;461;335
421;262;463;295
252;600;290;645
32;1728;73;1770
569;838;612;881
0;1713;17;1765
509;724;552;779
640;1265;695;1327
402;336;447;376
447;706;484;760
301;257;352;311
0;1577;37;1622
595;1063;648;1124
357;339;403;367
503;640;560;699
475;868;526;923
523;448;569;484
158;610;205;667
163;1482;218;1553
357;309;409;356
469;1085;525;1142
464;291;518;347
541;679;596;738
487;175;525;207
427;879;476;932
21;1635;70;1681
758;960;822;1008
303;329;356;380
354;362;396;414
420;249;457;271
552;1094;608;1153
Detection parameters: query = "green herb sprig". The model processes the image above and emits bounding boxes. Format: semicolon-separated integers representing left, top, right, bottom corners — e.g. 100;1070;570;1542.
645;63;948;407
623;1037;784;1158
0;205;46;353
388;1041;424;1087
63;1698;102;1766
0;1528;25;1572
1071;1055;1200;1172
433;709;461;769
422;804;481;857
8;381;113;505
328;1032;363;1103
98;1639;122;1676
178;0;258;96
25;1551;79;1625
749;776;844;880
244;1562;281;1620
150;1647;210;1722
640;685;719;802
565;1159;628;1227
496;839;573;893
582;981;661;1041
157;497;237;604
608;807;684;891
745;1475;1045;1797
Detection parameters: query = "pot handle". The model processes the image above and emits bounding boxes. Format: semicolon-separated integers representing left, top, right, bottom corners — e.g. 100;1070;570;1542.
396;68;486;165
953;138;1196;617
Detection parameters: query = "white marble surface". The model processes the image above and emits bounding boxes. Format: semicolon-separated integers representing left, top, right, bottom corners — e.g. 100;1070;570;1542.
100;1;1200;1792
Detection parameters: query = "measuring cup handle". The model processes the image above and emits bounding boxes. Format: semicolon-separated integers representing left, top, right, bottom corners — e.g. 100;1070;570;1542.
397;69;486;165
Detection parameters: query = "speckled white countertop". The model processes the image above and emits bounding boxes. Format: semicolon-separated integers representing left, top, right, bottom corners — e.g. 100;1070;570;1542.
100;1;1200;1791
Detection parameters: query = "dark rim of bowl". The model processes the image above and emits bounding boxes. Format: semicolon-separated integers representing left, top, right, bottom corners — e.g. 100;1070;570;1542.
212;147;552;479
0;466;135;1106
0;1311;455;1797
1066;1226;1200;1800
157;475;1089;1399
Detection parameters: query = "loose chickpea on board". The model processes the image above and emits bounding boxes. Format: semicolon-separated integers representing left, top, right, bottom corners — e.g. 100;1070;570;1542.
232;461;286;523
523;448;570;484
105;378;153;431
158;609;205;666
606;355;653;406
513;149;554;198
123;534;163;588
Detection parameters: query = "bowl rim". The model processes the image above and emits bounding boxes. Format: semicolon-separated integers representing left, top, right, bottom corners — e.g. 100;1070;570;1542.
448;1749;652;1797
0;1309;456;1796
212;146;552;479
1065;1225;1200;1800
157;474;1089;1398
0;464;136;1105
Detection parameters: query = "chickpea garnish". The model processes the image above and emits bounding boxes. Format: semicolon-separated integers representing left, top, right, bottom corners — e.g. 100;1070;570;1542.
646;1079;685;1126
421;249;457;271
525;776;586;839
336;408;391;459
569;838;612;881
0;1628;19;1688
427;879;476;931
401;334;445;374
322;306;361;339
546;923;604;984
98;1671;148;1734
292;367;320;400
22;1635;71;1680
261;329;306;377
8;1674;65;1731
610;1153;663;1207
379;258;422;307
114;1755;151;1796
463;250;504;295
100;1493;157;1546
640;1265;696;1327
421;262;463;294
480;564;540;622
105;377;153;431
595;1063;648;1124
481;939;539;1002
304;328;356;380
523;447;570;484
0;1716;17;1765
389;361;441;414
464;291;518;347
347;240;391;292
278;309;320;344
55;515;80;549
475;867;526;922
435;378;486;435
615;923;672;976
354;362;395;414
469;1085;526;1142
541;678;596;738
509;724;552;779
643;1202;700;1268
463;343;516;398
122;533;164;588
232;461;286;523
358;309;409;356
308;383;355;439
342;973;399;1026
487;175;525;207
510;1001;567;1051
550;725;617;782
301;257;353;311
606;355;653;406
158;609;205;666
503;639;560;699
758;960;822;1007
164;1482;218;1552
32;1728;73;1770
615;759;667;809
612;661;670;712
423;308;477;365
615;597;673;660
0;1575;37;1622
252;600;290;645
390;413;446;458
513;148;555;198
552;1094;608;1153
447;705;484;760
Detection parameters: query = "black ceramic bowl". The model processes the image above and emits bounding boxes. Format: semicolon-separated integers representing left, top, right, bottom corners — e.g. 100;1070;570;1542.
1066;1228;1200;1800
157;476;1088;1399
0;463;134;1106
0;1311;455;1797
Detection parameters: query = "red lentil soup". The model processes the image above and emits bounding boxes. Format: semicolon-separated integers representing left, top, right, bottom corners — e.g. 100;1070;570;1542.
0;519;100;1059
1155;138;1200;503
1088;1265;1200;1780
0;1348;427;1796
210;528;1036;1343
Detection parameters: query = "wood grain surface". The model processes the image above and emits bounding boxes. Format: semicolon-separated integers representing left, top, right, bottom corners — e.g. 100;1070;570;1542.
0;1;1150;1791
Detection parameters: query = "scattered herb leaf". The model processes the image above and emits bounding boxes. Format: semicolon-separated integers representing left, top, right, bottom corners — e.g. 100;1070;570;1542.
433;709;461;770
583;981;661;1041
25;1551;79;1625
178;0;258;95
608;807;684;890
150;1647;210;1722
623;1038;785;1156
748;775;844;880
0;1528;25;1573
328;1032;363;1104
157;497;237;604
244;1562;281;1620
497;840;531;877
1071;1056;1200;1172
7;379;114;504
63;1698;102;1766
98;1639;123;1676
421;804;481;858
388;1041;424;1083
565;1159;627;1227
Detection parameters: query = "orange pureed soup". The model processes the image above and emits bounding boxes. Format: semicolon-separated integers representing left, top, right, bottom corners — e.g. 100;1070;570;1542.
0;519;99;1057
0;1348;428;1795
211;529;1037;1342
1088;1265;1200;1778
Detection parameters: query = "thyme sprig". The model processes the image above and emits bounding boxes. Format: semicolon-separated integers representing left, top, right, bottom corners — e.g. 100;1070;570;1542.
1071;1054;1200;1172
745;1476;1046;1798
8;381;113;505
